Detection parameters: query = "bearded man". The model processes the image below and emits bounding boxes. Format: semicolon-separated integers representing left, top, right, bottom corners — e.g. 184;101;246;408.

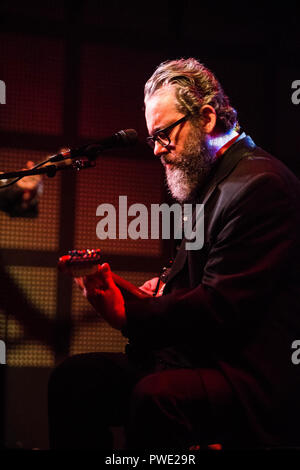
48;58;300;450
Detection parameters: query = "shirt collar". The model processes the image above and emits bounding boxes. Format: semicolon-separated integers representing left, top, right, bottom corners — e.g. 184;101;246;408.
215;133;243;159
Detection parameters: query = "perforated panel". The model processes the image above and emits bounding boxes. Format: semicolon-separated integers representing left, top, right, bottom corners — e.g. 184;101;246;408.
0;148;60;250
0;33;64;135
2;1;64;20
83;2;169;33
74;155;164;256
0;266;56;366
78;43;159;140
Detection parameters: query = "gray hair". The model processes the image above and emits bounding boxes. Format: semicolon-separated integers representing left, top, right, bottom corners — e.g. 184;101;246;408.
144;58;239;133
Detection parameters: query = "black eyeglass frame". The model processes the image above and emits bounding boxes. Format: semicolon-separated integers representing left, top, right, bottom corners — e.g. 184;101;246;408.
146;115;189;149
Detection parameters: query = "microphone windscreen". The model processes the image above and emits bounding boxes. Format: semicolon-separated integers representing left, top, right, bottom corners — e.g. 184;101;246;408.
119;129;138;145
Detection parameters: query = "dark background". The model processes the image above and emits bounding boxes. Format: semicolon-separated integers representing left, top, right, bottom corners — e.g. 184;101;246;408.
0;0;299;449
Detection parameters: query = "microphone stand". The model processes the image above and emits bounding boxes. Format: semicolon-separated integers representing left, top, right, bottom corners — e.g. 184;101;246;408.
0;158;96;182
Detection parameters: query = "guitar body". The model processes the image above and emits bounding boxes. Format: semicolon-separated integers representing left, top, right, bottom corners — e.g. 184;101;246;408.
58;249;151;299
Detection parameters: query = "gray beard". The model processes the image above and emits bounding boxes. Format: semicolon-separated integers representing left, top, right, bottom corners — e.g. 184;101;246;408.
164;126;215;203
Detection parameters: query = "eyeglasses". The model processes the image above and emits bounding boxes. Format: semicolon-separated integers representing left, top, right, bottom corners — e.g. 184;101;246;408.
146;115;189;149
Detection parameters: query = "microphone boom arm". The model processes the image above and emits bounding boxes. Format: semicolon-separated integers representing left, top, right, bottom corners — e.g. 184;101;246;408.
0;159;96;184
0;128;138;186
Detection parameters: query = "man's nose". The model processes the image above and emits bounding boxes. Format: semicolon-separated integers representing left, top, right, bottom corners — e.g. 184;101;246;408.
153;140;168;157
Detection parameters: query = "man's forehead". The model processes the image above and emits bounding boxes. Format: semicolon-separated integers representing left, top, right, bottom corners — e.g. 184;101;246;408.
145;86;180;132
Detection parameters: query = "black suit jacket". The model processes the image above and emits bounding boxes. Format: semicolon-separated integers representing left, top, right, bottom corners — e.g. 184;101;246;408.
123;135;300;446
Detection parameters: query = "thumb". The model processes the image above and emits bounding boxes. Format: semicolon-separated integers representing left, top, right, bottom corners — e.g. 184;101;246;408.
100;263;114;287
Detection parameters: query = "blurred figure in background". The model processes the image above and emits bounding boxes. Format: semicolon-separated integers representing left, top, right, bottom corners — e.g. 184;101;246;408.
0;160;43;217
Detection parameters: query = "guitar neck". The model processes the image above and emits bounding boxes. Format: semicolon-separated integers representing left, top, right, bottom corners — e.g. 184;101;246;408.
58;250;152;299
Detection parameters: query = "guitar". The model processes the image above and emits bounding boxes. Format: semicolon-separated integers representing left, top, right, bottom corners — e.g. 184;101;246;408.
58;249;151;299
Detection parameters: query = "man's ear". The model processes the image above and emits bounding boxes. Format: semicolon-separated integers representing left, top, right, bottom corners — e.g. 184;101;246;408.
200;105;217;134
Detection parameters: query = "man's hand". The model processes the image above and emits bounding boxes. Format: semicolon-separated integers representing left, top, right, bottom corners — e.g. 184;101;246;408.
77;263;126;331
139;277;165;296
17;160;43;203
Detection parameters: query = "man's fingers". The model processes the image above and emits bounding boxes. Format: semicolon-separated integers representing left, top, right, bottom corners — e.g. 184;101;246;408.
139;277;160;295
83;263;113;293
100;263;114;287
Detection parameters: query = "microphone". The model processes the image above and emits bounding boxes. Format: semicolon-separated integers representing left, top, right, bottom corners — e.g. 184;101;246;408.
49;129;138;162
